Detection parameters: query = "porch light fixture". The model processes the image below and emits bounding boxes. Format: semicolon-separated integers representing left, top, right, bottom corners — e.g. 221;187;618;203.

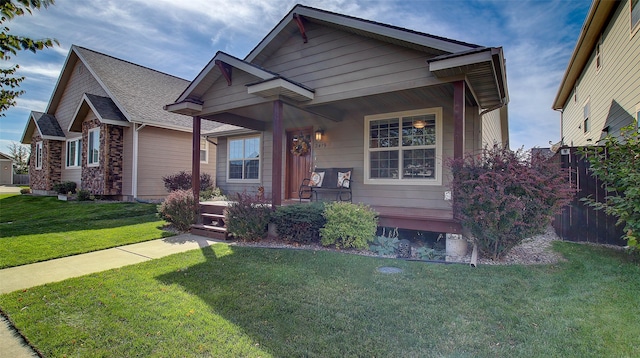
413;120;426;129
315;128;324;141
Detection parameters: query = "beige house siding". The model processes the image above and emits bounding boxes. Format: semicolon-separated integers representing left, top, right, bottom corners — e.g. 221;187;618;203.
54;61;108;137
481;107;504;147
562;0;640;146
136;126;216;199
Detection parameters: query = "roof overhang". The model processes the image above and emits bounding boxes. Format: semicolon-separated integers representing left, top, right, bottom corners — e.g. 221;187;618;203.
552;0;617;109
69;94;129;132
428;47;508;109
247;77;314;101
21;112;66;144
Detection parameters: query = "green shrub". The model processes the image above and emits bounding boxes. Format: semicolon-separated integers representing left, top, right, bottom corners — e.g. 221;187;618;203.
76;189;92;201
581;124;640;253
369;236;399;256
320;202;378;249
53;181;77;194
199;187;226;201
19;188;30;194
226;192;271;241
415;246;445;261
157;189;198;232
271;202;326;244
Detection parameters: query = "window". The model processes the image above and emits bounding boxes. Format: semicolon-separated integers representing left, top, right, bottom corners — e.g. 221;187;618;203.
88;128;100;166
227;135;260;182
200;137;208;163
632;0;640;34
66;138;82;167
583;99;591;134
636;103;640;132
365;108;442;185
35;141;43;170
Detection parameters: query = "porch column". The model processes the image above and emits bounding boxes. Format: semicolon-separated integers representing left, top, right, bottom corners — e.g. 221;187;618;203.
453;81;465;160
192;116;201;201
271;100;283;208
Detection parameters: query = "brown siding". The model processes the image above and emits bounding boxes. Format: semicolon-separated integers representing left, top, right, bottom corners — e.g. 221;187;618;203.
136;126;217;199
122;126;133;197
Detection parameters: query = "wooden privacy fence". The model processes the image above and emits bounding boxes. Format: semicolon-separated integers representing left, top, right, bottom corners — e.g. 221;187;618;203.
12;174;29;185
551;147;626;246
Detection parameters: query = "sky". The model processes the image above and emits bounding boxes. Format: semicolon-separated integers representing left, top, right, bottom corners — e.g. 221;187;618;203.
0;0;592;155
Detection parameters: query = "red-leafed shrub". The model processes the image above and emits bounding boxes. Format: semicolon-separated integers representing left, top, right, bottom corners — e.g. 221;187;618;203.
225;191;271;241
162;171;213;192
158;189;198;231
449;145;575;260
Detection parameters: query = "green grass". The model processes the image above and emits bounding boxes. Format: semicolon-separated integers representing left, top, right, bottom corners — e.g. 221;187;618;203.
0;242;638;357
0;194;173;268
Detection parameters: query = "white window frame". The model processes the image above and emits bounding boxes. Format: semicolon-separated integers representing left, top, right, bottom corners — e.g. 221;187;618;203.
632;0;640;36
87;128;100;167
364;108;443;186
635;103;639;132
226;135;261;183
65;138;82;168
35;141;43;170
200;137;208;164
583;98;591;134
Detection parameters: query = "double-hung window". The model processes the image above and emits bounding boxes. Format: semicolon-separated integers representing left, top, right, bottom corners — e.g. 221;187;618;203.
66;138;82;167
200;137;208;163
88;128;100;166
632;0;640;34
35;141;43;170
365;108;442;185
227;135;260;182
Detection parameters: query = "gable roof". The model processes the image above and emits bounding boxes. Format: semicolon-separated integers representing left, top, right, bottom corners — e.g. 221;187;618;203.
21;111;66;143
69;94;128;132
42;45;222;132
0;152;14;161
170;4;481;107
552;0;618;109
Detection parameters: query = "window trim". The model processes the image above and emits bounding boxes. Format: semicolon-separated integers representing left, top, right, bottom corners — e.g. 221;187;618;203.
87;127;100;167
226;134;261;183
65;138;82;168
583;98;591;135
635;103;639;132
595;35;602;72
35;141;43;170
632;0;640;37
364;107;443;186
200;137;208;164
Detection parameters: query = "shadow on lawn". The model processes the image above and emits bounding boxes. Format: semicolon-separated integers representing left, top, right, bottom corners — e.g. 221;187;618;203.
155;243;411;357
0;195;163;237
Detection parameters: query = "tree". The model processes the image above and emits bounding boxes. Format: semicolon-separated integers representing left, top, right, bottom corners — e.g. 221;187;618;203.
8;141;29;173
581;125;640;253
1;0;58;115
449;145;575;260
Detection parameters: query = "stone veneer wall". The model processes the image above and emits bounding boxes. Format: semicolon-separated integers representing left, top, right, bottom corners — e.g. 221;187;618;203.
29;134;62;191
81;118;123;196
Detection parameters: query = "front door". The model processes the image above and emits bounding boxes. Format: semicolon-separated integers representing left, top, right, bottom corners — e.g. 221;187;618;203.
286;127;313;199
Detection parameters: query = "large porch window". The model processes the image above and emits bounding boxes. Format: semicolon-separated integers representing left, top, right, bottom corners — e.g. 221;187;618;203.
227;135;260;182
364;108;442;185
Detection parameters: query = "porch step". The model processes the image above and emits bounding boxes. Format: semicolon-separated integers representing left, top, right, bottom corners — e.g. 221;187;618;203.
191;224;228;240
201;213;225;219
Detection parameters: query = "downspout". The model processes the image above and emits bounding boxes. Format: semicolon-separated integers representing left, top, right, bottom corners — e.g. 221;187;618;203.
132;123;146;199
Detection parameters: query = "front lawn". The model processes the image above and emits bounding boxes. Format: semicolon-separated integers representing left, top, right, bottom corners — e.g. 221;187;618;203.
0;194;173;268
0;242;638;357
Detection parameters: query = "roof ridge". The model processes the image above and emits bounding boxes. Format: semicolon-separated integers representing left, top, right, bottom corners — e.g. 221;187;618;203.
72;45;190;82
294;4;482;49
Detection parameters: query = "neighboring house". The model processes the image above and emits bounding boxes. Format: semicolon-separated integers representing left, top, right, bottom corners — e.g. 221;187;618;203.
0;152;14;185
20;46;232;200
166;5;509;233
553;0;640;146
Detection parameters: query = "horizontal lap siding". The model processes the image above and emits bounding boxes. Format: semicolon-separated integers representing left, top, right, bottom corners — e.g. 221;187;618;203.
481;108;503;147
137;127;216;199
562;1;640;146
55;61;108;137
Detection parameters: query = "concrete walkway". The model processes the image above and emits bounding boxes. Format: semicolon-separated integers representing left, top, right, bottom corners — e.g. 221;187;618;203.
0;185;22;193
0;234;221;358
